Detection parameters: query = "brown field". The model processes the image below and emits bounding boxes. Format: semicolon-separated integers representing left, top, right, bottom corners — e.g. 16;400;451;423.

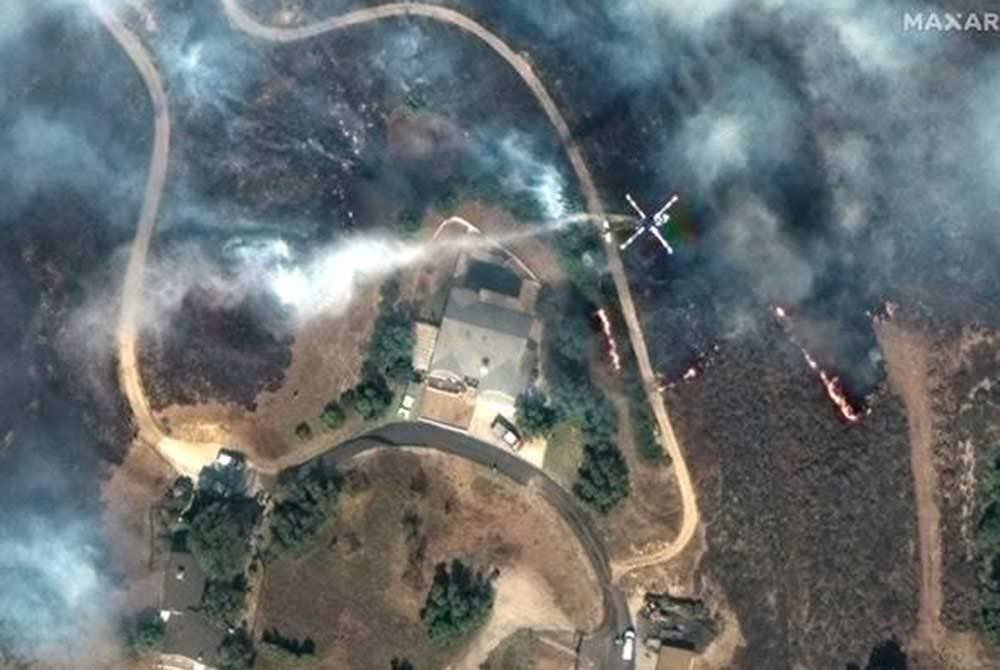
100;442;176;617
256;449;602;670
482;630;576;670
154;281;381;464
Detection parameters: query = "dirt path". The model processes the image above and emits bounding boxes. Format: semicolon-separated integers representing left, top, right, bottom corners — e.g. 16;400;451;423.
90;1;226;479
218;0;698;576
876;321;943;649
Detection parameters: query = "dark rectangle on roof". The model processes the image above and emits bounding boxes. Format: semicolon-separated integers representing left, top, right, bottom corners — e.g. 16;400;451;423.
446;288;532;338
463;259;522;298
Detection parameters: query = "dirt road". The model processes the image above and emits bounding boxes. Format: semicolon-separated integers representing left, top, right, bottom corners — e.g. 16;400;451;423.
90;1;225;479
876;321;943;649
219;0;698;576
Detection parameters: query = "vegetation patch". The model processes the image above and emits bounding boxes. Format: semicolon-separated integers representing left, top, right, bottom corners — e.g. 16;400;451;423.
266;463;340;559
421;559;496;646
319;278;414;425
533;287;630;512
124;612;166;656
977;461;1000;646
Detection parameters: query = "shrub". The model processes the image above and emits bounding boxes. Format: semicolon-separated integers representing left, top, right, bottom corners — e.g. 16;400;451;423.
127;613;165;655
295;421;313;441
574;440;630;514
421;560;495;646
319;401;346;430
515;390;559;438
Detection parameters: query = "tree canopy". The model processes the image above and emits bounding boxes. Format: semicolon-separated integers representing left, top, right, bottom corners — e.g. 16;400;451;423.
515;390;559;438
267;466;340;557
421;560;495;646
188;495;260;581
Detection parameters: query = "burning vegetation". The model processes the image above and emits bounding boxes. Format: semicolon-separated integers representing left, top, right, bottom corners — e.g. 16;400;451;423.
773;305;869;424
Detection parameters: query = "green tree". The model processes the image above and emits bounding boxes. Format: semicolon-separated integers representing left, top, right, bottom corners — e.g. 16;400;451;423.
398;208;424;237
391;659;415;670
421;560;495;646
630;403;664;463
267;467;340;557
574;440;630;513
188;496;260;580
200;577;247;628
341;376;394;420
127;613;165;655
219;630;255;670
515;390;559;438
319;400;346;430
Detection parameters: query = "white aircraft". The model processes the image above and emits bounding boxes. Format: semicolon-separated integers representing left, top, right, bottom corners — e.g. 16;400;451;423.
616;192;679;253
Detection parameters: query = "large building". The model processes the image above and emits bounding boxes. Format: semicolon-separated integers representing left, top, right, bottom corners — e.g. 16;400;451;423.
414;252;541;432
159;552;223;669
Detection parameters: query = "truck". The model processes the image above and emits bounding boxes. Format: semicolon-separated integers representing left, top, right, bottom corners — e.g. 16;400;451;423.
490;415;522;450
621;627;636;663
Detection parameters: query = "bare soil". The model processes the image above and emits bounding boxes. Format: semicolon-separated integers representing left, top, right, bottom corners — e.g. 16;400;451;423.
876;321;943;652
256;449;602;670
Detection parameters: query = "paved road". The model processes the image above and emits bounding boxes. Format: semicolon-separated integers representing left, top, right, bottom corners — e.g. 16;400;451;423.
300;421;633;669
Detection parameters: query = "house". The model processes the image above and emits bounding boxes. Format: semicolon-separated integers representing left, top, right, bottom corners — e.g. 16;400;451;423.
412;250;541;436
159;552;224;668
428;285;535;399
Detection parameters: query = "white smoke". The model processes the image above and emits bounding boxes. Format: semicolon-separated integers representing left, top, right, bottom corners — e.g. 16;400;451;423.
230;236;426;321
0;517;120;661
496;133;569;221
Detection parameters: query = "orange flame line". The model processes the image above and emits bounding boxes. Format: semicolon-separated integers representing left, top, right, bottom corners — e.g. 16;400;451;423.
595;309;622;372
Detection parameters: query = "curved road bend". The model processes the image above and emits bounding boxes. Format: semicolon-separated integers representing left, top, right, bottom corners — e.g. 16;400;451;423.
89;2;228;478
302;420;633;669
217;0;699;573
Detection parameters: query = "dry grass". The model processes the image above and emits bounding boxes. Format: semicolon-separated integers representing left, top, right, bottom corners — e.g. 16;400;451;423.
154;281;381;463
100;442;176;616
543;421;584;488
482;630;576;670
594;393;683;563
256;449;602;670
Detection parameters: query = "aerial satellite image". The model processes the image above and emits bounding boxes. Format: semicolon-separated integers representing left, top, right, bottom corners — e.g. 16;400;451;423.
2;1;1000;669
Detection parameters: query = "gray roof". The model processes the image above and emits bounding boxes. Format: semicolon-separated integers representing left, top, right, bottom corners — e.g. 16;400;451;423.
430;287;533;398
163;611;224;664
161;553;223;665
162;553;206;613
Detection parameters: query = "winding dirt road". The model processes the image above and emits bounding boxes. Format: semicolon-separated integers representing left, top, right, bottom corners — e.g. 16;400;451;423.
99;0;699;572
90;1;227;478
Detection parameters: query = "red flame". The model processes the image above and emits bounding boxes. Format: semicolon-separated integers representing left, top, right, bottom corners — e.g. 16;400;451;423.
773;304;866;424
595;308;622;373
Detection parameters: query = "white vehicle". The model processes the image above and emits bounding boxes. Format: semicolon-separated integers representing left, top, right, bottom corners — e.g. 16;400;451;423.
397;393;416;419
621;628;636;663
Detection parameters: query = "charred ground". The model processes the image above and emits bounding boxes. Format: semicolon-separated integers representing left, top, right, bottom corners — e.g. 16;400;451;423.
667;319;918;669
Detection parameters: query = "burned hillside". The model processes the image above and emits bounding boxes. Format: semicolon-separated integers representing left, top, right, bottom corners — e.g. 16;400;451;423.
669;320;918;670
0;3;149;662
133;0;576;409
